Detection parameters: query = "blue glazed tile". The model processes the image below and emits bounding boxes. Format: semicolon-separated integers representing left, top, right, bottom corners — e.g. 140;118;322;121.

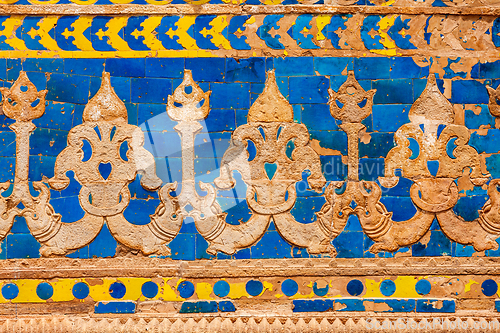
23;59;63;73
131;78;171;103
359;133;395;158
416;299;455;313
47;74;90;104
0;131;16;157
6;59;21;81
25;71;46;91
251;231;293;259
289;76;329;104
454;243;476;257
34;101;74;131
372;104;412;132
0;59;6;80
332;232;364;258
371;299;416;312
10;216;30;234
320;156;347;182
314;57;352;76
480;60;500;79
226;58;265;83
390;57;428;79
216;198;251;225
354;58;391;80
145;58;184;78
210;83;250;109
105;58;145;77
29;129;67;157
290;197;326;224
289;15;319;49
258;15;285;50
451;80;489;104
88;223;116;258
6;234;40;259
169;233;195;260
193;132;231;159
486;154;500;179
64;59;104;76
123;199;161;225
227;16;252;50
196;234;215;260
360;16;384;50
138;104;176;131
469;129;500;154
194;16;221;50
379;196;417;222
412;230;452;257
179;216;198;234
29;156;56;181
359;158;385;181
335;299;365;311
95;301;136;314
186;58;225;82
373;79;413;104
155;157;183;184
156;16;184;50
293;299;333;312
51;196;85;223
495;300;500;312
180;301;218;313
203;109;236;132
464;104;495;129
309;130;347;155
123;16;149;51
218;301;236;312
453;195;488;221
274;57;314;76
300;104;339;131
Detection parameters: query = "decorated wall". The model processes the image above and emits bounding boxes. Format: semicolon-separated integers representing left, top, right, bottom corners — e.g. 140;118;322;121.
1;1;500;331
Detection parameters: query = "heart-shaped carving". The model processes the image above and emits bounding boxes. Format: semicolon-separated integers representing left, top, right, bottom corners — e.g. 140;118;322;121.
98;162;112;180
264;162;278;180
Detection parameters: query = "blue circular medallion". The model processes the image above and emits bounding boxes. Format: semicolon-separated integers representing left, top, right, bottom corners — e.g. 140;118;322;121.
281;279;298;297
2;283;19;300
213;280;230;298
36;282;54;300
141;281;159;298
482;279;498;297
379;280;396;297
109;282;126;299
246;280;263;296
72;282;90;299
178;281;195;298
346;280;364;296
415;279;432;296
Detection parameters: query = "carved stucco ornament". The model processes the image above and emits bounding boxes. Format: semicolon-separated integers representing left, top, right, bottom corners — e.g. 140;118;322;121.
215;70;335;255
378;74;498;252
21;72;182;256
0;72;47;242
322;72;497;254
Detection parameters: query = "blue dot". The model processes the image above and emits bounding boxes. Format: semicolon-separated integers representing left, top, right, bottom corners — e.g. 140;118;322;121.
141;281;158;298
346;280;364;296
482;279;498;297
415;280;431;296
72;282;89;299
246;280;263;296
36;282;54;300
213;280;230;298
2;283;19;300
281;279;298;297
313;281;329;297
109;282;126;299
379;280;396;297
178;281;195;298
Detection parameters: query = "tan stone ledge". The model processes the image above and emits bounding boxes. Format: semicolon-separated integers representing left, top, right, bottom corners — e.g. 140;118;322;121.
1;4;500;15
0;315;498;332
0;257;497;279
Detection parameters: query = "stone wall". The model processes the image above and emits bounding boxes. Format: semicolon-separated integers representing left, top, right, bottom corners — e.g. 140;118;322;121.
1;0;500;331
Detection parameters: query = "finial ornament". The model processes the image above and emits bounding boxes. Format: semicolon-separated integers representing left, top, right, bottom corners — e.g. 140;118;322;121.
167;70;211;122
328;70;375;123
248;70;293;123
83;72;128;122
409;73;454;125
0;71;47;122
